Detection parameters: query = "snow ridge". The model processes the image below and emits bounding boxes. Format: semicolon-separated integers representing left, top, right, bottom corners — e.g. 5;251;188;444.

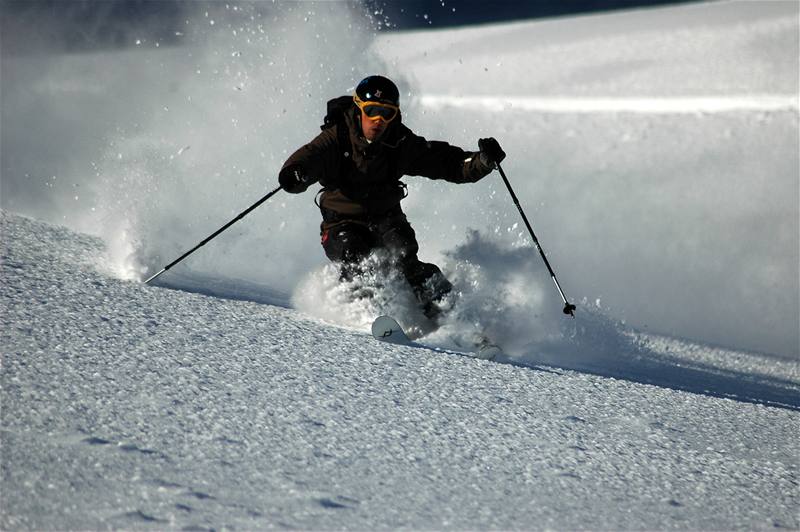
420;94;800;114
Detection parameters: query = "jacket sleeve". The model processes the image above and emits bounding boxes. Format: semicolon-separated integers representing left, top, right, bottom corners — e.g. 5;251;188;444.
399;129;494;184
280;127;340;190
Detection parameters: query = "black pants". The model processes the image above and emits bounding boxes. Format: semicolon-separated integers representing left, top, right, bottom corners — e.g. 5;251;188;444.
321;211;452;317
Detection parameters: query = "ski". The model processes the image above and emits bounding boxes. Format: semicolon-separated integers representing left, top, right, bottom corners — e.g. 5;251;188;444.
370;315;501;361
371;315;412;346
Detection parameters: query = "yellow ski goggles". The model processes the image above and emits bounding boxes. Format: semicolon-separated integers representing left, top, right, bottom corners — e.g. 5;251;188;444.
353;95;399;123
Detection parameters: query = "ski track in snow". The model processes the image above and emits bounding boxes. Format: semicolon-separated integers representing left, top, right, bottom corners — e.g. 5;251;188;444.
2;211;798;530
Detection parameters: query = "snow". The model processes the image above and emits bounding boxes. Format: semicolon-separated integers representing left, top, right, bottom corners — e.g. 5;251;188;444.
419;93;799;113
2;0;799;529
2;211;798;530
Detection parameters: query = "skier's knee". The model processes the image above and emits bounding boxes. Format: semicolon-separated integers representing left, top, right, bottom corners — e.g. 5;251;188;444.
372;213;419;260
322;224;373;265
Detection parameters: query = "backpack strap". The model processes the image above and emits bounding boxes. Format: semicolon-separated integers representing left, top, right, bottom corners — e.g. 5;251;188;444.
335;120;353;180
321;95;355;188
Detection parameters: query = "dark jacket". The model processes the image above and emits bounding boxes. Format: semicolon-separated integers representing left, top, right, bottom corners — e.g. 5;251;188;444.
281;101;494;227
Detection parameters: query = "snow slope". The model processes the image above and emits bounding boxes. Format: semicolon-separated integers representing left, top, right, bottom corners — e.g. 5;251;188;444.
2;1;799;528
2;211;799;530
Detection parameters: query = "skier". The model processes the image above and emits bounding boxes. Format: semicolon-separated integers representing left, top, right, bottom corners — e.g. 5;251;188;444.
279;75;505;324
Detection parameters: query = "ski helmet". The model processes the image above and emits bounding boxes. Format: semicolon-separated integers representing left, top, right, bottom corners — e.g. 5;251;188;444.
355;75;400;107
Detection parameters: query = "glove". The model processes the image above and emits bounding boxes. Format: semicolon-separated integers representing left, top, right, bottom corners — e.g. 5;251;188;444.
279;164;314;193
478;137;506;168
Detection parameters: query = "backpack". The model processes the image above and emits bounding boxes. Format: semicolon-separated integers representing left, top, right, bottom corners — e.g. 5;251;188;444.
321;95;355;131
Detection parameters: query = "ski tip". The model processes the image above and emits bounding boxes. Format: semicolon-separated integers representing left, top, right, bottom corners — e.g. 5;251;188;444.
371;315;411;345
371;315;395;335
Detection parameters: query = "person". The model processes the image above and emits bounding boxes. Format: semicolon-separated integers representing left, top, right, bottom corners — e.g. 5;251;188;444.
279;75;505;324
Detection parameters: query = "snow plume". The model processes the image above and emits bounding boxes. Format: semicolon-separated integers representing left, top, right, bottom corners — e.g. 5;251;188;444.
292;254;422;333
2;1;387;292
86;2;387;291
293;229;637;364
433;230;560;352
434;230;639;365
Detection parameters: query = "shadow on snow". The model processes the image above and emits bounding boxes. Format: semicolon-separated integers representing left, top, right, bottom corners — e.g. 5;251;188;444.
499;348;800;412
149;273;799;412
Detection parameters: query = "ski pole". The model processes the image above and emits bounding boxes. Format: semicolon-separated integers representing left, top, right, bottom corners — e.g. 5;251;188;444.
495;162;577;317
144;185;283;284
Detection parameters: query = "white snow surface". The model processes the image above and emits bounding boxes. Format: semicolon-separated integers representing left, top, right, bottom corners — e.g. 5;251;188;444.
2;209;799;530
3;210;800;530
